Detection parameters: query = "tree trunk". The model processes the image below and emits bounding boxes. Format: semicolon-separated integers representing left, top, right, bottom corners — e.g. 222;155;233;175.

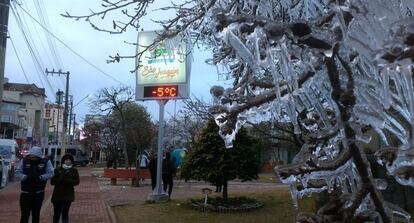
121;124;129;168
222;179;228;201
135;149;140;186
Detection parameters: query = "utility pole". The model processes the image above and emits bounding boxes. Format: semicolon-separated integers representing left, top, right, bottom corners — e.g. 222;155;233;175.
55;90;64;145
72;113;76;142
45;69;70;139
0;0;10;107
68;95;73;144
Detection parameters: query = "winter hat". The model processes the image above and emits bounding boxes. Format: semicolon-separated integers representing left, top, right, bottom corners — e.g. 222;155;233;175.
28;147;43;158
61;153;74;164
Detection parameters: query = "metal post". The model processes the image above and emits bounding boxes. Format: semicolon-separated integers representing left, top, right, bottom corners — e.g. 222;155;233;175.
0;0;10;109
72;114;76;141
56;105;60;145
45;69;70;145
63;71;70;134
68;96;73;143
148;99;169;202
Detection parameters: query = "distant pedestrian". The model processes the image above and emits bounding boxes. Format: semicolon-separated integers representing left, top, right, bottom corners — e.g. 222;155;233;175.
51;154;80;223
138;153;149;169
106;152;113;169
15;147;54;223
148;153;157;190
162;152;176;199
138;153;149;181
215;177;223;193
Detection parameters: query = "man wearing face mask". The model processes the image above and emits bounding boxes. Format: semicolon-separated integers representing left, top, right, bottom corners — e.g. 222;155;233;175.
51;153;80;223
15;146;54;223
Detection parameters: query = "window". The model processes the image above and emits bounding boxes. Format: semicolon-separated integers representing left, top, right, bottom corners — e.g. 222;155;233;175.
1;115;12;123
0;146;12;159
2;104;17;111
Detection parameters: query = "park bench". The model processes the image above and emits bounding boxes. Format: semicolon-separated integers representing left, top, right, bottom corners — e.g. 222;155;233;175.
103;168;151;185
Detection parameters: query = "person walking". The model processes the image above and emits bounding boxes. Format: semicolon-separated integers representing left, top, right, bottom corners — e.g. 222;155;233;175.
138;152;149;181
148;153;157;190
15;146;54;223
51;154;80;223
162;152;176;199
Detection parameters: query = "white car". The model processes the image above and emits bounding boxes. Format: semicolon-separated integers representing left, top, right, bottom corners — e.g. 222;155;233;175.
0;157;8;188
0;139;17;181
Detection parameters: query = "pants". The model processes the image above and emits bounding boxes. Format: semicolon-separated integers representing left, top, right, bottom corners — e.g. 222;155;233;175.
162;174;173;198
53;201;72;223
20;192;45;223
151;173;156;190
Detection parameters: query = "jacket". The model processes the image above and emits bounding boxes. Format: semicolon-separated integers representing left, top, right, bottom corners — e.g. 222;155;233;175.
162;158;176;177
15;156;54;193
51;166;80;203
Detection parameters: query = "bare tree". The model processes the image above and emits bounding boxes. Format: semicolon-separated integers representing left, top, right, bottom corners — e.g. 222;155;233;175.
89;86;134;166
65;1;414;222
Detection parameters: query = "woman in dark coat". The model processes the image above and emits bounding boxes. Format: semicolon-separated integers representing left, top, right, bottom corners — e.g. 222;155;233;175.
51;154;80;223
162;152;176;199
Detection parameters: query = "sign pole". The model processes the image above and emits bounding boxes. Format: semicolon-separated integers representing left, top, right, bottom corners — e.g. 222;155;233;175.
148;99;169;202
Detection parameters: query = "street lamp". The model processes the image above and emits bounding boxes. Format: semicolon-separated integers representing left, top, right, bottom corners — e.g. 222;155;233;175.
68;94;91;142
55;90;64;145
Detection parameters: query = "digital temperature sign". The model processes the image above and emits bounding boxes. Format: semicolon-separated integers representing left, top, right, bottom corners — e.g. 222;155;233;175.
143;85;178;98
135;30;190;100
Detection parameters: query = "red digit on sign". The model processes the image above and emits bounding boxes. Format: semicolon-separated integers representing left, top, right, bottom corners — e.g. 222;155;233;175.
157;88;164;97
170;87;177;96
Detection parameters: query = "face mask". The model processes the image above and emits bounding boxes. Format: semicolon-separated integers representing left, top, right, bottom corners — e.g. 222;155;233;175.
62;164;72;169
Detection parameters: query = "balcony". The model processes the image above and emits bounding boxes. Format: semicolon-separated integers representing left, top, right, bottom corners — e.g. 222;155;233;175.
1;115;18;125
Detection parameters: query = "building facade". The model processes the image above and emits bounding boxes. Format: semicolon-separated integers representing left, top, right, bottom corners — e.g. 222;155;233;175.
2;80;46;147
44;103;64;144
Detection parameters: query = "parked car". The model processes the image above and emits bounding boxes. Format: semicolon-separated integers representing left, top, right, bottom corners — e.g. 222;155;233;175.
0;139;17;181
0;156;8;188
44;145;89;167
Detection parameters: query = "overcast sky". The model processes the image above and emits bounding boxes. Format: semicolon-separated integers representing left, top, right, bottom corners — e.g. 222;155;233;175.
5;0;229;124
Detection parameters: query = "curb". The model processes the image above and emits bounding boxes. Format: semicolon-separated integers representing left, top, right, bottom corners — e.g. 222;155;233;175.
106;203;117;223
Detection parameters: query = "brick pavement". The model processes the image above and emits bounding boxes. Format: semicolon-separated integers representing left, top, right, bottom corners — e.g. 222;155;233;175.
0;167;111;223
0;167;286;223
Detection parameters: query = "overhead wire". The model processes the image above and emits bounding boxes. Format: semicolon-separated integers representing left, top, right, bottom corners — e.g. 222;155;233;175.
34;0;63;69
8;31;46;108
10;2;56;96
34;0;66;90
16;3;128;86
38;0;66;89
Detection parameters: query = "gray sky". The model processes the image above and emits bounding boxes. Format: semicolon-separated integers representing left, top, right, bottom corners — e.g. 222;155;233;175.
5;0;228;123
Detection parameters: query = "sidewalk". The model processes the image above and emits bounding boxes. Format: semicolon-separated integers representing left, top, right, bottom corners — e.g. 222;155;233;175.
0;167;111;223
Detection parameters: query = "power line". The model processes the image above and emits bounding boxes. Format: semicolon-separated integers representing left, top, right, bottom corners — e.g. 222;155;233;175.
17;4;128;86
9;33;45;109
33;0;66;90
10;3;55;95
34;0;63;69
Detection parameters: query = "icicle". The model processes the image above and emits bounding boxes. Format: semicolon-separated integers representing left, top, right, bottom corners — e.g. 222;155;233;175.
280;43;297;93
289;183;299;209
287;95;301;134
402;66;414;146
383;68;391;109
268;50;281;99
307;87;330;128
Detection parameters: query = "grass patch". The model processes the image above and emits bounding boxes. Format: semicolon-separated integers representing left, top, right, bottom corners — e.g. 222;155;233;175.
256;173;281;183
112;189;314;223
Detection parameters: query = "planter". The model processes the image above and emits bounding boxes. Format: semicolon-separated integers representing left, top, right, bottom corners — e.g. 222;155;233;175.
186;197;263;213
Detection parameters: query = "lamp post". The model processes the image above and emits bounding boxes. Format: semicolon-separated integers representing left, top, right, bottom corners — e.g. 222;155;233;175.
55;90;64;145
69;94;91;142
